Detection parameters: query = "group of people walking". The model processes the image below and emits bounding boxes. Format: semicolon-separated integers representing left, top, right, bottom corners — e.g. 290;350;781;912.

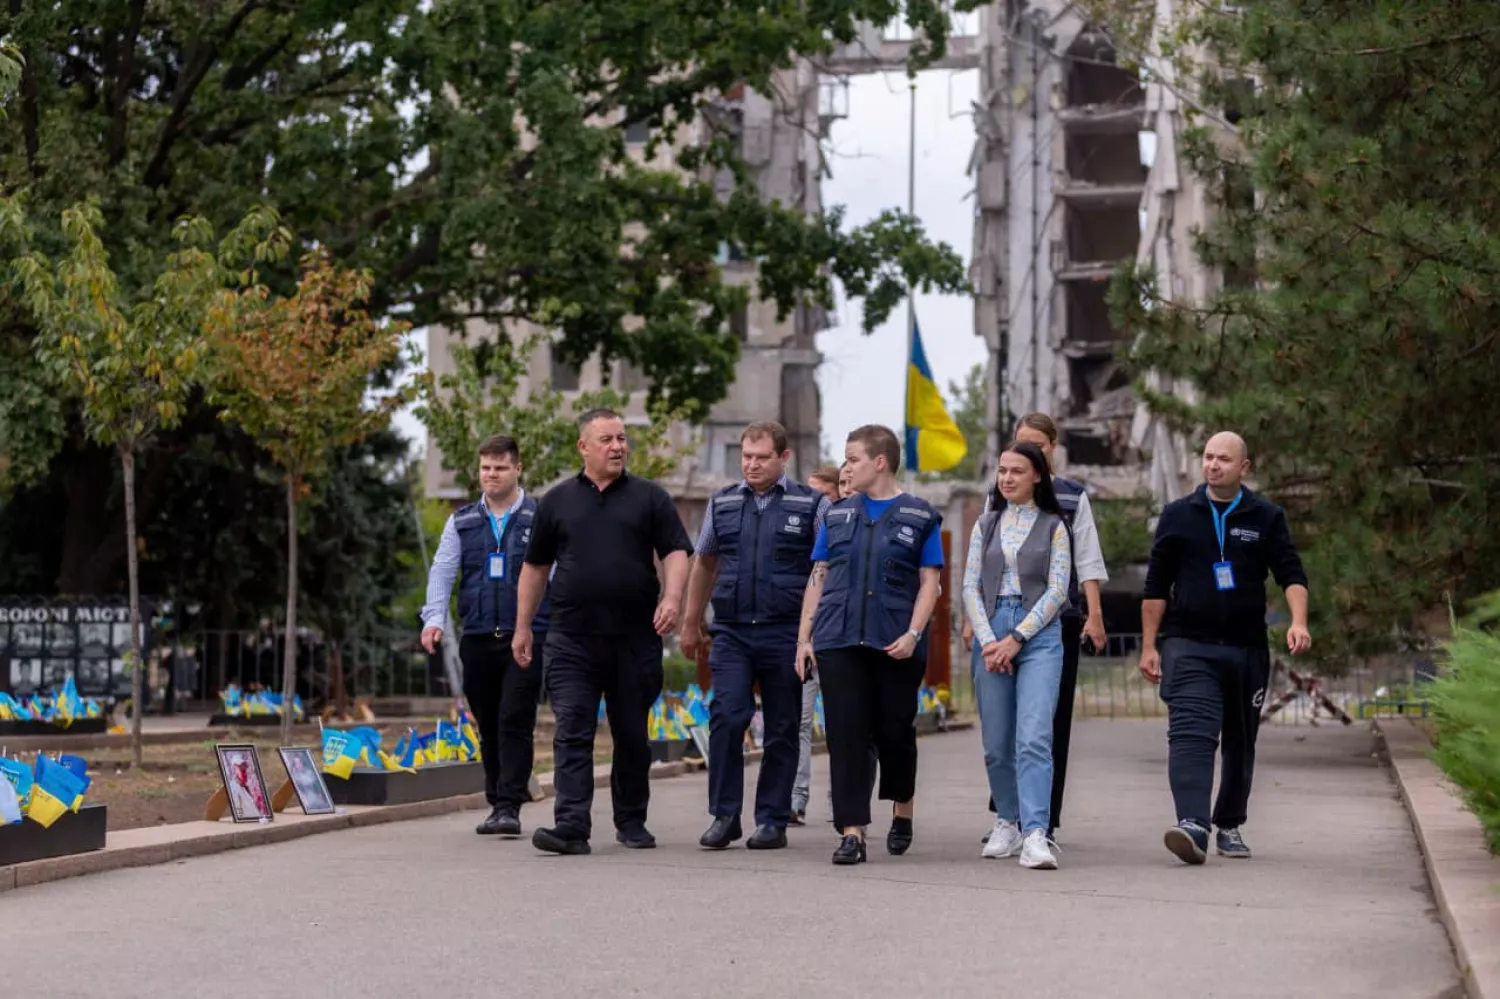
422;407;1311;867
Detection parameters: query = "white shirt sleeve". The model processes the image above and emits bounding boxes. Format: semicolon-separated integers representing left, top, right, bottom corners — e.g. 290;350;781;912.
421;515;462;630
1070;491;1110;585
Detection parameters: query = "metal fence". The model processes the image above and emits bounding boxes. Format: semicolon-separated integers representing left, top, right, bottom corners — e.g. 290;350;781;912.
947;633;1431;726
158;627;449;711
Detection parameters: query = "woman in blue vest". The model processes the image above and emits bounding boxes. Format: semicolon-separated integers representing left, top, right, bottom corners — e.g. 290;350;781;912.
796;426;944;866
963;440;1072;870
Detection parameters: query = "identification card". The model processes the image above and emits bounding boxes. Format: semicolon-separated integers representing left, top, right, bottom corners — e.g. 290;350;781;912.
488;553;505;580
1213;560;1236;591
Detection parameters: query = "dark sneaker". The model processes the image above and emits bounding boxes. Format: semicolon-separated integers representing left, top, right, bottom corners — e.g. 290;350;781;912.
746;824;788;850
887;816;913;856
532;827;590;855
492;807;522;837
832;834;867;866
615;824;657;849
1216;827;1252;858
1164;820;1209;865
698;816;743;850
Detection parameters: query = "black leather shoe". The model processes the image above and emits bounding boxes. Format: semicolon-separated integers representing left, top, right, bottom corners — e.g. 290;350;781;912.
887;816;913;856
475;805;506;835
699;816;743;850
746;825;788;850
493;807;522;837
832;834;867;865
615;824;657;849
532;827;590;855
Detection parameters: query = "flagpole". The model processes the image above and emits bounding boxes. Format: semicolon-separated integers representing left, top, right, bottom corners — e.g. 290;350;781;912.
904;77;917;479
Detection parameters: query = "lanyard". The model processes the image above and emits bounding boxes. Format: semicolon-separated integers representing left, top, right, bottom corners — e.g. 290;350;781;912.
485;505;511;550
1210;490;1243;562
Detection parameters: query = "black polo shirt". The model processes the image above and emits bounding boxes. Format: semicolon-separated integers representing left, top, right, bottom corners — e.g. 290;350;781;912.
523;470;693;636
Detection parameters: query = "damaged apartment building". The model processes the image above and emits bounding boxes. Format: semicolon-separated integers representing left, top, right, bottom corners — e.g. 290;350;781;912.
424;66;829;524
969;0;1152;494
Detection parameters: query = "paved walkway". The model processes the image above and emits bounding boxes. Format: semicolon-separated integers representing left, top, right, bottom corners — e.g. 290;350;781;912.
8;722;1459;999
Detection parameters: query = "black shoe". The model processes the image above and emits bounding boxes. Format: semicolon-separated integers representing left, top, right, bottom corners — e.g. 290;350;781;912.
887;816;913;856
746;825;788;850
615;824;657;849
699;816;743;850
789;810;806;827
832;834;867;865
492;806;522;837
475;805;507;835
532;827;590;856
1164;820;1209;866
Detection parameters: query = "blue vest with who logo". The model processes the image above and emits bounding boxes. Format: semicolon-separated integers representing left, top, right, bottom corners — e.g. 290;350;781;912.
708;481;820;627
454;495;550;636
811;494;942;655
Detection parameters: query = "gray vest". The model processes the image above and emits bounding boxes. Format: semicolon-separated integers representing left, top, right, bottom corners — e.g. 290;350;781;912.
975;507;1064;618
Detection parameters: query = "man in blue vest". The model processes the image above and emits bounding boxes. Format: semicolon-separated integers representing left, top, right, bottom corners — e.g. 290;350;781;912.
681;421;830;850
421;434;549;837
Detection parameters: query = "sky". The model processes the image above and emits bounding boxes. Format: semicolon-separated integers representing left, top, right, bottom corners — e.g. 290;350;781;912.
391;68;987;459
816;69;984;458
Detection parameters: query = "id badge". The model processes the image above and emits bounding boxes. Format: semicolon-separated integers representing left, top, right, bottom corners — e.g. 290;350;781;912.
488;553;505;581
1213;560;1236;591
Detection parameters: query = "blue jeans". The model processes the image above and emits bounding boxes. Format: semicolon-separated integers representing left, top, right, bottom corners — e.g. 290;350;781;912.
973;597;1064;834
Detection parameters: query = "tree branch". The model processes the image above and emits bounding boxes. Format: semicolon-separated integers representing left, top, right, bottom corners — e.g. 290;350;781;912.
1318;27;1500;57
142;0;264;190
106;0;149;166
221;30;296;92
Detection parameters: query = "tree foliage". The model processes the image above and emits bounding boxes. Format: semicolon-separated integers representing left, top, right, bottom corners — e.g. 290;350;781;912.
208;251;412;741
0;0;971;596
1111;0;1500;661
416;335;693;496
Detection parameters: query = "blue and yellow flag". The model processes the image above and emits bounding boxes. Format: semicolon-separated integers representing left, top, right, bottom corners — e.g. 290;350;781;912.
904;319;967;474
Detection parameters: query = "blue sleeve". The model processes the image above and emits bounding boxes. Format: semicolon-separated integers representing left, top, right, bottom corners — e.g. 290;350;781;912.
811;524;829;562
919;522;945;568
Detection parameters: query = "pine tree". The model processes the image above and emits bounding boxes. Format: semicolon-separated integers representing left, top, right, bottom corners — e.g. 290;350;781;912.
1113;1;1500;662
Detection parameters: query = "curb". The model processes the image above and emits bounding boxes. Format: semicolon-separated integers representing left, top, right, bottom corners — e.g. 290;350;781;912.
1373;718;1500;999
2;718;971;893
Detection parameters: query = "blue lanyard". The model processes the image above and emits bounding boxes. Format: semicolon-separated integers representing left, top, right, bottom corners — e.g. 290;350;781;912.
1210;490;1243;561
485;505;510;550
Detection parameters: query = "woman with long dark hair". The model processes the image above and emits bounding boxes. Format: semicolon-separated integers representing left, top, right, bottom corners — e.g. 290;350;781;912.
962;441;1072;869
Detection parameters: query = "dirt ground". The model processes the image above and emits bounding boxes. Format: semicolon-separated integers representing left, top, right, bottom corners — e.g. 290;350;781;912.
20;729;614;831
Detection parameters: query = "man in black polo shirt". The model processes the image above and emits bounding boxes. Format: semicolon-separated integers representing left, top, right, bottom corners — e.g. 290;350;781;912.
1139;431;1312;865
513;408;692;855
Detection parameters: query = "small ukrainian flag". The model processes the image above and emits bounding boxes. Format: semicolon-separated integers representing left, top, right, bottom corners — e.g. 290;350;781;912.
904;318;967;474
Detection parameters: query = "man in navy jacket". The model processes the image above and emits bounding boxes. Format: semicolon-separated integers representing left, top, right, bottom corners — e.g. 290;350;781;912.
1139;432;1311;865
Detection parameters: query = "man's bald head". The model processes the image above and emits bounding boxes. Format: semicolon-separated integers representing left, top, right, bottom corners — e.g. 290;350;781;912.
1202;431;1251;498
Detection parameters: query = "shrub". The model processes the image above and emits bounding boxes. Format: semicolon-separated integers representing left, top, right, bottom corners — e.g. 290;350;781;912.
1431;590;1500;854
662;652;699;694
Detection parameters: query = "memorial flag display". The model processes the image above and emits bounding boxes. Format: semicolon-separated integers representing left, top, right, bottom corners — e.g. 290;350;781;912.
0;752;93;828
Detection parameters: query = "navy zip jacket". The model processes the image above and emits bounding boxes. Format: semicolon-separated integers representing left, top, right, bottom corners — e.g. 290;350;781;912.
1143;484;1308;649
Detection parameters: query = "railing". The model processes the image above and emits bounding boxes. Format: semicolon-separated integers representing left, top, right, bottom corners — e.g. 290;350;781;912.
950;632;1431;726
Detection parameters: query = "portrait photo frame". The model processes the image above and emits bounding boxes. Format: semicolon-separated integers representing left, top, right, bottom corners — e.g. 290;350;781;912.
214;744;274;823
278;746;336;816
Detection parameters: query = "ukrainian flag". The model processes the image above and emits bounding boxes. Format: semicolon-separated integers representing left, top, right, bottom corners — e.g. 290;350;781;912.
321;730;359;779
904;319;967;474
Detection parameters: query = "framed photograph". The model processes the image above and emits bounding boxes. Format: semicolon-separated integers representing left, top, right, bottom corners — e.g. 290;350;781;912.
278;747;336;816
215;744;274;823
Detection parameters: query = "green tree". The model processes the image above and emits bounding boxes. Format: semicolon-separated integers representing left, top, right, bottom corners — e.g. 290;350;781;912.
209;252;412;743
1110;1;1500;663
1;0;972;594
416;335;693;494
1;200;281;764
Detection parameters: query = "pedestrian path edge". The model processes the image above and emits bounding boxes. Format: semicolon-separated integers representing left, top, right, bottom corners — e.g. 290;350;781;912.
0;719;972;893
1375;717;1500;999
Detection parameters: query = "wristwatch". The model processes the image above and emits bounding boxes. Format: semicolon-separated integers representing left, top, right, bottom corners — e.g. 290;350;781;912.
1007;629;1027;646
907;628;921;641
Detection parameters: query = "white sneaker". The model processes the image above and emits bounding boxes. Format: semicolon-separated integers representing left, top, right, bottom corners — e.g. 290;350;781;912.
981;819;1023;859
1018;829;1058;870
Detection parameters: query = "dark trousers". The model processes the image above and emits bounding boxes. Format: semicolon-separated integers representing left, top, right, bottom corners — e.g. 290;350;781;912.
459;634;543;809
1160;637;1271;829
544;630;663;839
707;624;801;828
818;645;926;830
1049;613;1082;832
